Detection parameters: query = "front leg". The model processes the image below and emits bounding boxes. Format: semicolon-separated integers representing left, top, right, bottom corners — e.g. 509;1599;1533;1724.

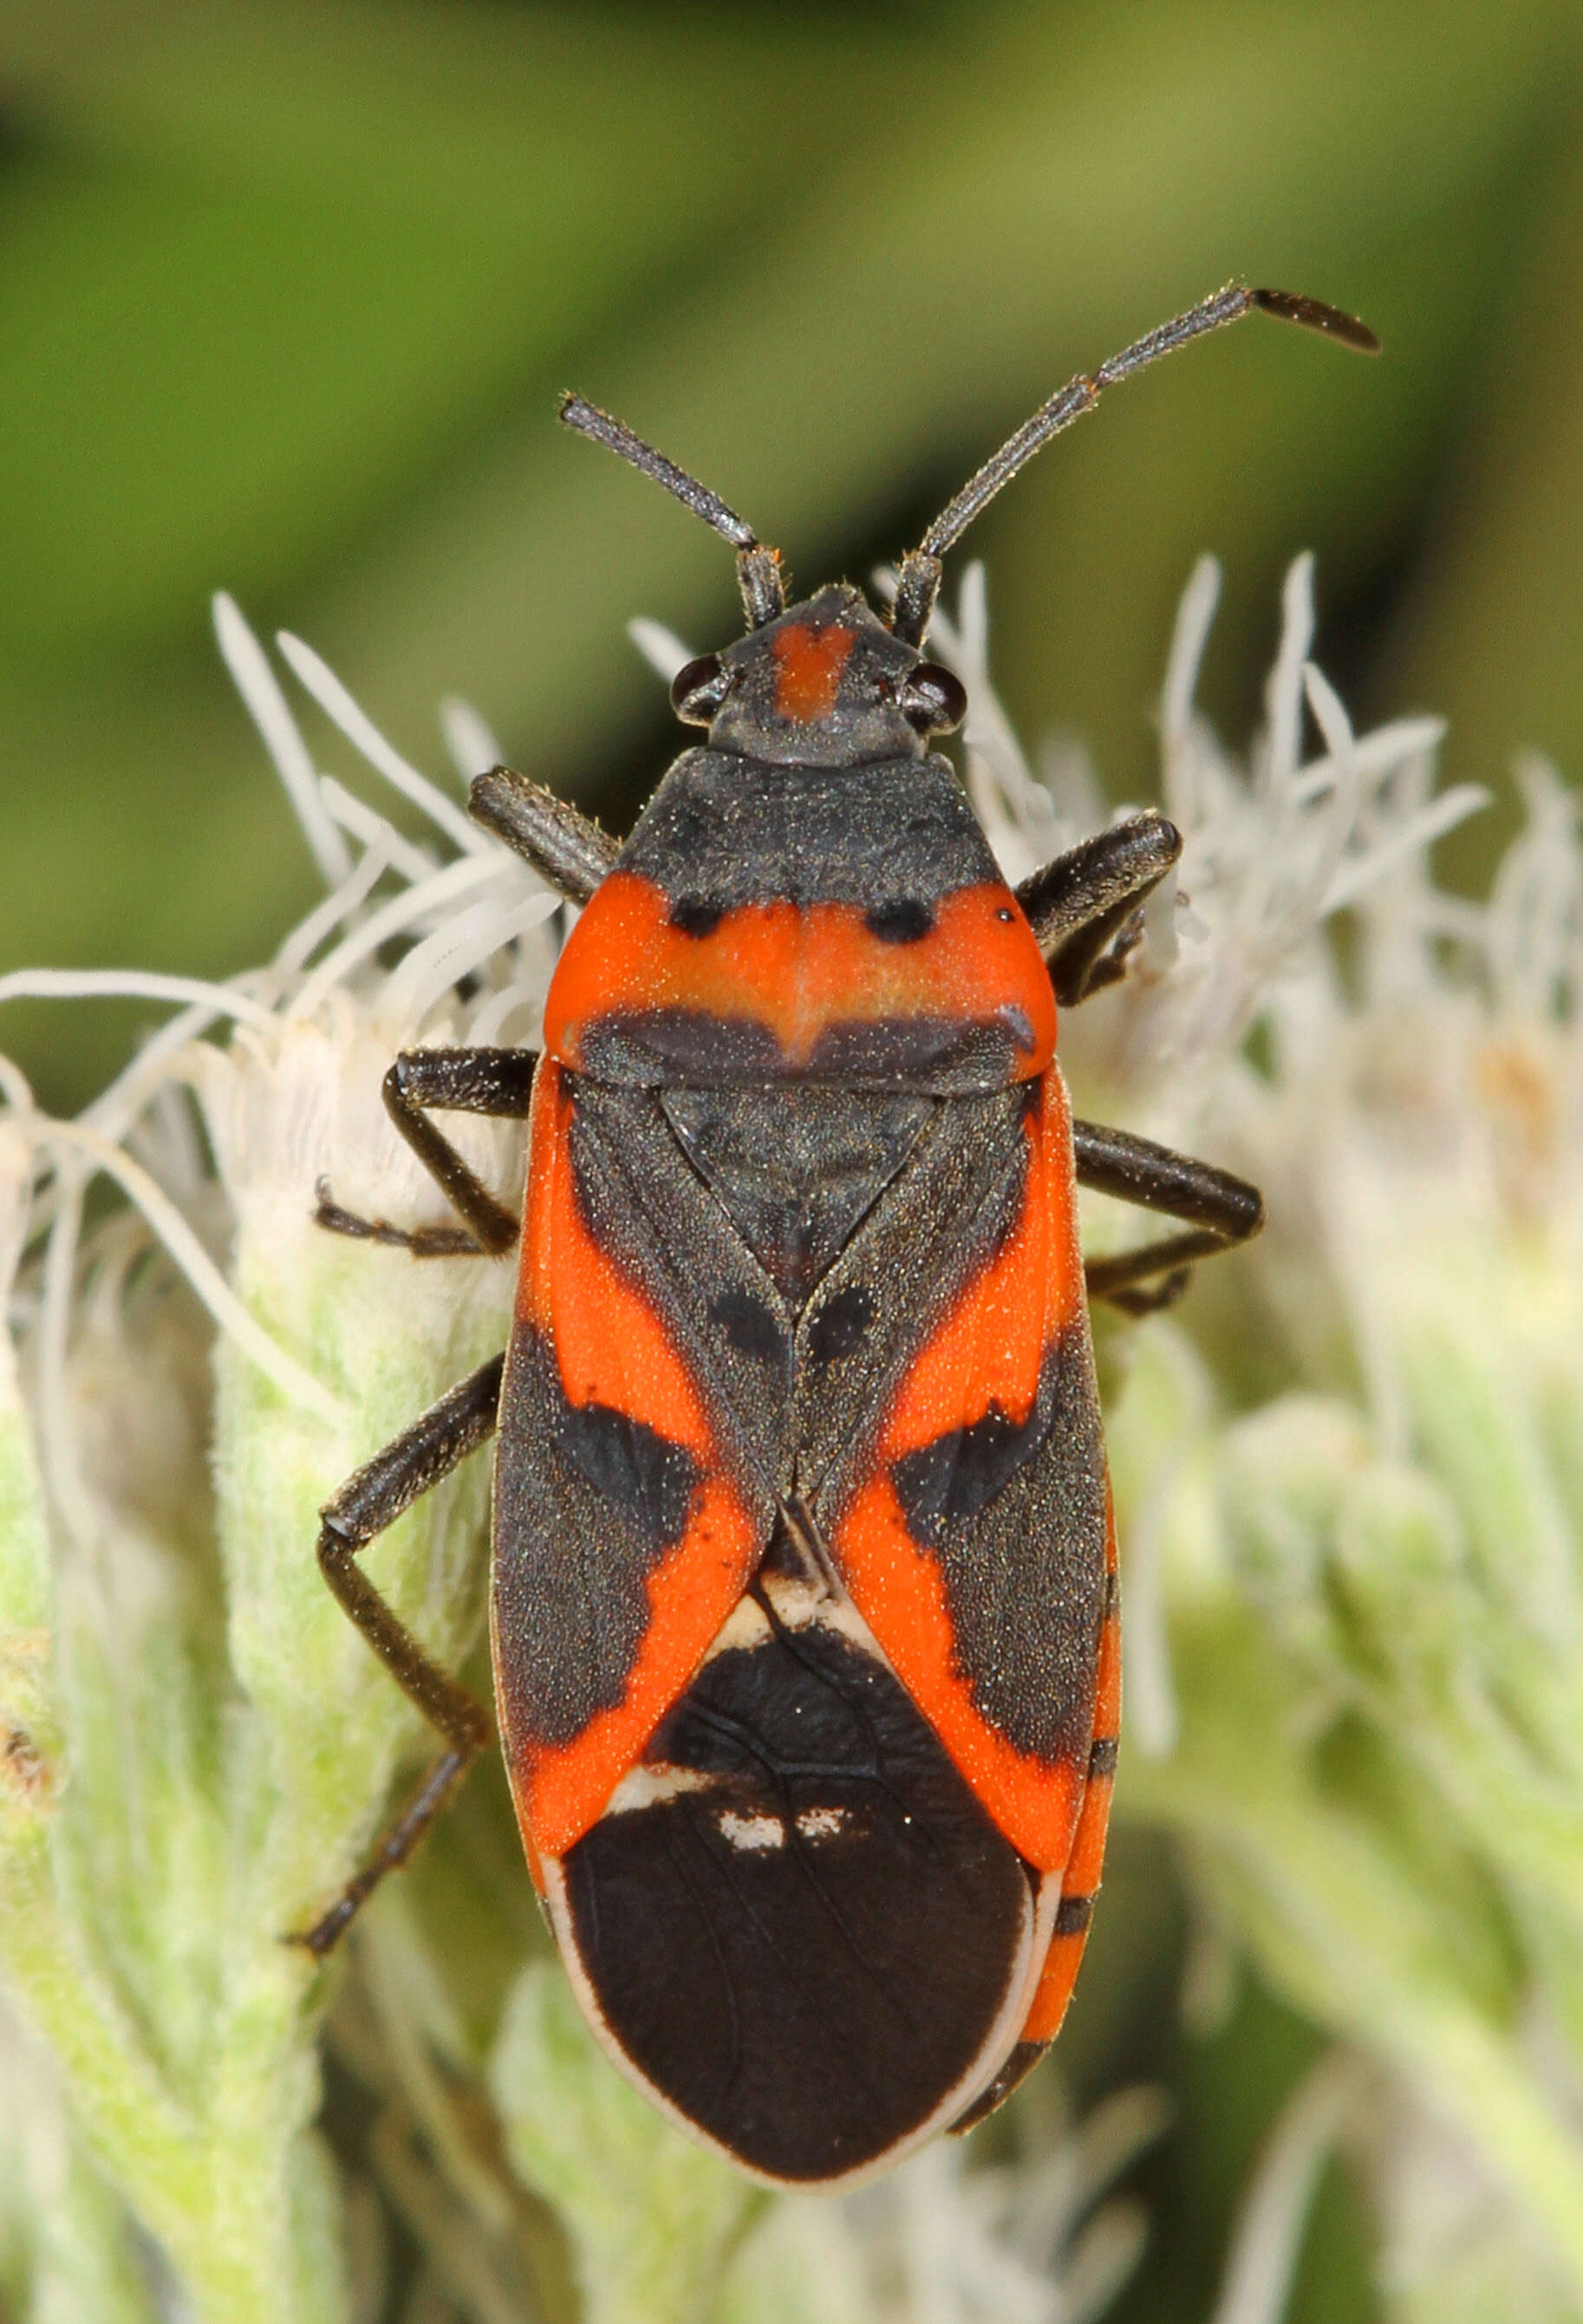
316;1045;537;1259
320;762;614;1253
470;766;620;902
1015;814;1181;1006
1073;1117;1263;1312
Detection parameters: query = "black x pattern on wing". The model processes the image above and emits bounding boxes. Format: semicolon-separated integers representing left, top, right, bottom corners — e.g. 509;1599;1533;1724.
496;1073;1105;1772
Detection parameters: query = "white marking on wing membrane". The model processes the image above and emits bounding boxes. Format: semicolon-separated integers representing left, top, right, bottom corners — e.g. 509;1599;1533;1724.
795;1806;849;1842
703;1594;772;1657
718;1812;787;1852
604;1764;718;1814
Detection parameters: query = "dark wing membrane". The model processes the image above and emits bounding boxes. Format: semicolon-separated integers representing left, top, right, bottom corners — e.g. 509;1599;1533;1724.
545;1562;1039;2186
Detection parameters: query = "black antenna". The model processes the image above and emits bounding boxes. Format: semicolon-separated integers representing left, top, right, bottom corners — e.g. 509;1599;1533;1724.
559;393;787;628
890;283;1379;648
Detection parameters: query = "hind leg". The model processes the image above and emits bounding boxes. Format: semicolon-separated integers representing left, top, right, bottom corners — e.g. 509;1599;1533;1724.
290;1355;505;1956
1074;1117;1263;1313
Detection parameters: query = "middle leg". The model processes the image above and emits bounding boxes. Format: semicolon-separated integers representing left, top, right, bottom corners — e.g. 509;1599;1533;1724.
316;1045;538;1258
1073;1117;1263;1312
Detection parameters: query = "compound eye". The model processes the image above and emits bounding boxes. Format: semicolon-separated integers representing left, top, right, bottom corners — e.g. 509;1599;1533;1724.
899;661;967;735
670;653;731;726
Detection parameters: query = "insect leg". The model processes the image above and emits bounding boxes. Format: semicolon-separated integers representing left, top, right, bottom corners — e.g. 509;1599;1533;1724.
1014;814;1182;1006
292;1354;504;1956
469;766;620;902
1072;1117;1263;1312
316;1045;537;1258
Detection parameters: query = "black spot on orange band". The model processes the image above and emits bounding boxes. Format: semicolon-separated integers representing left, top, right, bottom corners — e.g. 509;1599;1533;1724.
1053;1892;1093;1936
865;898;935;944
669;896;726;937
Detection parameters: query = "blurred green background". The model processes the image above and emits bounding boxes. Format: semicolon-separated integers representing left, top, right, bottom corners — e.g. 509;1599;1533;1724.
3;1;1581;2313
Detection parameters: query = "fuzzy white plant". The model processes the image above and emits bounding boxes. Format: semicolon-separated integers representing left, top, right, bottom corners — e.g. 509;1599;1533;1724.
1;555;1579;2324
976;578;1583;2323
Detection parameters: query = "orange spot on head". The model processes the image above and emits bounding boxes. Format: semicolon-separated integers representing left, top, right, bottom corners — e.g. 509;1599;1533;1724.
772;622;855;722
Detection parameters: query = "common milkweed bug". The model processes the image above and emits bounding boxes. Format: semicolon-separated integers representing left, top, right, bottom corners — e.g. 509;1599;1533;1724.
300;282;1378;2187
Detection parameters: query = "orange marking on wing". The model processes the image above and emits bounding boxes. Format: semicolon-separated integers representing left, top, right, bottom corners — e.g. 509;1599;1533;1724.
831;1073;1091;1868
1091;1493;1121;1739
518;1061;709;1449
1020;1487;1119;2044
1064;1773;1112;1898
772;621;855;721
1022;1764;1115;2041
872;1069;1084;1451
544;871;1056;1079
505;1064;760;1859
1091;1626;1120;1742
524;1474;753;1856
834;1473;1084;1868
1020;1932;1088;2046
519;1824;546;1897
877;1079;1080;1458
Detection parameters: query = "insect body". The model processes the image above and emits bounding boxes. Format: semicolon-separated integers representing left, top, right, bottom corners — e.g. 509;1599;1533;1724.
303;282;1377;2187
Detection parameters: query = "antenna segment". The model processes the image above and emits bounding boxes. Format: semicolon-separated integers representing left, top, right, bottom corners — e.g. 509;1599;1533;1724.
559;393;787;628
889;284;1379;647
